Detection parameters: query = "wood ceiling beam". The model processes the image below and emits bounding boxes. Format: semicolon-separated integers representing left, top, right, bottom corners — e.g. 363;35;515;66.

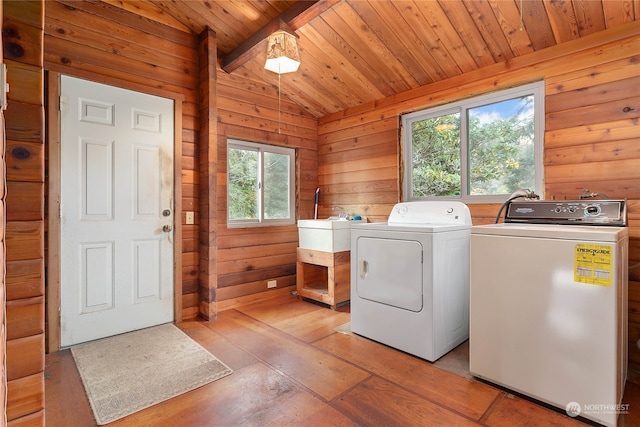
221;0;339;73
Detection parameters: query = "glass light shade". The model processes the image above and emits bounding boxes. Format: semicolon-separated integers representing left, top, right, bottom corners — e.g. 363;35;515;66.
265;30;300;74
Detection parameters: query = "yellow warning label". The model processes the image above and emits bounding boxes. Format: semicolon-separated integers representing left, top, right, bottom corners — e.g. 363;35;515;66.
574;244;613;287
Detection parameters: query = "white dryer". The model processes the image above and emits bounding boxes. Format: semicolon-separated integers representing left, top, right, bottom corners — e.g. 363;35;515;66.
350;201;472;361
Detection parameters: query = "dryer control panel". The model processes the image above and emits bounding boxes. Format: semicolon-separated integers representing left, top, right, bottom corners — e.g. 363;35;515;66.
505;200;627;226
388;201;472;225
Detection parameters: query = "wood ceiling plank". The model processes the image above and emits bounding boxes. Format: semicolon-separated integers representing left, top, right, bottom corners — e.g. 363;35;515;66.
386;0;450;86
542;0;581;43
572;0;606;36
287;0;341;30
462;0;516;62
218;0;300;47
519;0;557;51
437;0;498;67
301;54;373;111
602;0;637;28
302;19;391;111
488;0;535;57
225;0;287;23
284;50;355;112
411;0;479;74
387;0;460;81
298;24;386;101
177;1;254;52
300;23;386;100
317;5;397;97
338;1;415;93
87;0;640;119
356;0;437;85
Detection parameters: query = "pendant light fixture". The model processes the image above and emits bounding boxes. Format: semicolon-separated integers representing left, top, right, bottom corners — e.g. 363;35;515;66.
265;26;300;134
264;29;300;74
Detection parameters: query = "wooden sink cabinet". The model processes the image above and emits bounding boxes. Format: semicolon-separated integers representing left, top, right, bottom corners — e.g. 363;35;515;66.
296;248;351;310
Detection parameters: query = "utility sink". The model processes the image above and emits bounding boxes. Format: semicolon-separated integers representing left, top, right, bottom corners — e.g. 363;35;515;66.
298;217;366;252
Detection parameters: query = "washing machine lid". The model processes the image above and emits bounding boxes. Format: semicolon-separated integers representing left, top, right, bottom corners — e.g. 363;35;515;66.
387;201;472;226
471;223;628;242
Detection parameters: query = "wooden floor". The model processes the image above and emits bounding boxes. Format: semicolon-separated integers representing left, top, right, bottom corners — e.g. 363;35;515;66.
46;290;640;426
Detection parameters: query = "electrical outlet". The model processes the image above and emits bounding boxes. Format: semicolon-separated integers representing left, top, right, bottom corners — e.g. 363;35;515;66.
267;280;277;289
185;211;194;225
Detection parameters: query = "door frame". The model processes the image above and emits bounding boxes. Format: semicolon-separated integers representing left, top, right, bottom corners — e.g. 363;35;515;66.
46;71;184;353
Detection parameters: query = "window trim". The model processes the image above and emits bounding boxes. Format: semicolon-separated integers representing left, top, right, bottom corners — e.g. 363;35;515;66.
227;138;295;228
401;81;545;204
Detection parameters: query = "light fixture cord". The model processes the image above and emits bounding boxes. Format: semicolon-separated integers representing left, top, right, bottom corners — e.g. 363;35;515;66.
520;0;523;31
278;73;282;134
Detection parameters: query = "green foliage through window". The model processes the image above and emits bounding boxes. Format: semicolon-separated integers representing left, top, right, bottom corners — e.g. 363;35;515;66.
264;152;291;219
227;139;294;226
411;112;461;197
228;147;258;220
402;82;543;202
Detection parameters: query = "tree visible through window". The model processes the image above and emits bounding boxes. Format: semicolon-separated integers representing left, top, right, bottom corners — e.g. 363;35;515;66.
410;111;461;197
468;96;536;195
227;139;295;227
402;82;544;203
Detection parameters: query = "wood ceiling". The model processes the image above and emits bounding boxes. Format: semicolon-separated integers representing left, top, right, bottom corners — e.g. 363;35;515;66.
105;0;640;118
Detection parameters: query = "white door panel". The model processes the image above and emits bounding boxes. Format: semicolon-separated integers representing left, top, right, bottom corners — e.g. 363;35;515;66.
60;75;174;347
81;242;114;313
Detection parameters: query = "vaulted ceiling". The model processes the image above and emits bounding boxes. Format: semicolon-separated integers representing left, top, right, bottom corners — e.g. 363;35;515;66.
105;0;640;118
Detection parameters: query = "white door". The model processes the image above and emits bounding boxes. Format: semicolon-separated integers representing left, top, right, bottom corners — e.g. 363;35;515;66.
60;75;174;347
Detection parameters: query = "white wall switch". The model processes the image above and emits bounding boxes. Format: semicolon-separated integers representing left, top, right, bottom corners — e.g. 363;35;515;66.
185;211;194;225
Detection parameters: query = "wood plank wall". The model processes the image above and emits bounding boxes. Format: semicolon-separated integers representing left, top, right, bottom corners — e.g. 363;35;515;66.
215;71;318;306
42;1;319;319
318;22;640;368
3;0;45;424
43;1;201;320
4;4;636;419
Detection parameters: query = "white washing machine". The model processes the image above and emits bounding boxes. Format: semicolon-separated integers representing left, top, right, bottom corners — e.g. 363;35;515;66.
350;201;472;362
470;200;628;427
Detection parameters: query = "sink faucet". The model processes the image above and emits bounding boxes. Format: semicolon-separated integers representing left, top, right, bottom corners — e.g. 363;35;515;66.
332;206;348;219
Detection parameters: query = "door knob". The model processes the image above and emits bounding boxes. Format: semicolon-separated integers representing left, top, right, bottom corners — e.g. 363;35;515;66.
162;225;173;232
